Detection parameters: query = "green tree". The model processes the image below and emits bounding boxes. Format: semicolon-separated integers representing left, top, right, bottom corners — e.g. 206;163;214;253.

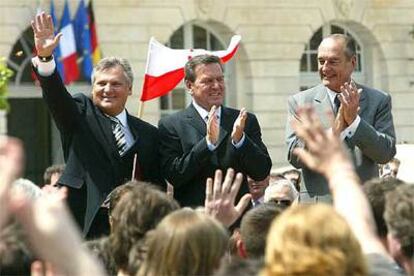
0;58;13;111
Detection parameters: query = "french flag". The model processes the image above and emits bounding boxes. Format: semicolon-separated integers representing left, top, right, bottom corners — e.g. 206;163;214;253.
59;0;79;84
140;35;241;102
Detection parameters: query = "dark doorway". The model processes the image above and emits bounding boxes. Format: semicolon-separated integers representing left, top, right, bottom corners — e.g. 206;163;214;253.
7;98;51;185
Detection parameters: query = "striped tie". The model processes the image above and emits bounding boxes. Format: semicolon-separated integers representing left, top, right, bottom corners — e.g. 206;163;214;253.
109;116;127;156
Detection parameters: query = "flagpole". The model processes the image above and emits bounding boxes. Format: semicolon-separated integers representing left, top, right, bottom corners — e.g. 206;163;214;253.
138;100;144;119
137;37;155;118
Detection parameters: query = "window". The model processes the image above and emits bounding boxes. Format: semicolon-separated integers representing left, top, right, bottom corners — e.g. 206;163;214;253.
160;24;226;116
299;24;364;90
8;26;90;86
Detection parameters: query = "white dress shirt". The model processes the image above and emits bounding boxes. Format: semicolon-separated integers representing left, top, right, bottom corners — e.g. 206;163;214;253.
191;100;245;151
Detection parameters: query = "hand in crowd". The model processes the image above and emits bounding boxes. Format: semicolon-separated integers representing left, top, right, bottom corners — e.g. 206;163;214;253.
10;187;105;276
31;12;62;57
205;168;251;227
31;261;57;276
207;105;220;145
339;81;362;125
231;108;247;143
292;105;352;179
0;137;24;229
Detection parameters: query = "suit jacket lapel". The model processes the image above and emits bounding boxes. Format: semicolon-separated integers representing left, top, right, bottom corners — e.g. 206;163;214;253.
356;83;367;115
185;104;207;136
87;106;120;162
313;85;333;129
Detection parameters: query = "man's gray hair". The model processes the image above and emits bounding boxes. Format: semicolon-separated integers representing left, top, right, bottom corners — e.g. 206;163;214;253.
91;57;134;86
322;33;357;60
264;179;298;202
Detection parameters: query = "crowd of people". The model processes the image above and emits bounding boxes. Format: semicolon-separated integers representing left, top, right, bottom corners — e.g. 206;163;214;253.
0;11;412;276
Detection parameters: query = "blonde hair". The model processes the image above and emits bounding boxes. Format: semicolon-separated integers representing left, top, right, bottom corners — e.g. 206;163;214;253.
138;208;229;276
262;204;367;276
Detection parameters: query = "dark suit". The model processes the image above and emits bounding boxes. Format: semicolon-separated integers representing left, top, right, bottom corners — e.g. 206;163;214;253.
286;84;396;202
36;69;164;236
158;104;272;207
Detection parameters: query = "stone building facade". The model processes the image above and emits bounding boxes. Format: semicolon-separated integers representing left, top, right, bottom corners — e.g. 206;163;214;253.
1;0;413;182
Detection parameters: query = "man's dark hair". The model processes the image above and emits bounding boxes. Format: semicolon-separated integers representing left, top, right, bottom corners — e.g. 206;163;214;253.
184;54;223;83
43;164;65;185
324;33;357;60
240;203;282;258
109;182;180;272
363;177;404;237
384;183;414;259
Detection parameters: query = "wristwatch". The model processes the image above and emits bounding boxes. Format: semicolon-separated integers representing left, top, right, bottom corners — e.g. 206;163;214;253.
38;55;53;62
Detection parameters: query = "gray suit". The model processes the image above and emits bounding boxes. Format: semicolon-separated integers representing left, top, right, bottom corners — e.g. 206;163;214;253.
286;84;396;202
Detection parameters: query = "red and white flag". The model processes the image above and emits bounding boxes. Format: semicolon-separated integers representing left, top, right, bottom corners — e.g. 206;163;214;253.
140;35;241;102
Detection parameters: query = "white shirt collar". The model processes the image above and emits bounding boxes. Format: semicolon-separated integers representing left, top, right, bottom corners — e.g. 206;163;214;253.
325;79;355;105
251;196;264;207
113;109;128;127
326;86;339;106
192;100;222;121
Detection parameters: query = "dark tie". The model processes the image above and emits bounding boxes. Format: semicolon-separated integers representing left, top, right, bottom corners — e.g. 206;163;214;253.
109;116;127;156
334;94;341;114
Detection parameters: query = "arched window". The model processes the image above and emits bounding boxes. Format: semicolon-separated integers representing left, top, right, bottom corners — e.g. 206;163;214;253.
7;27;36;86
299;24;364;90
7;26;89;86
160;23;229;116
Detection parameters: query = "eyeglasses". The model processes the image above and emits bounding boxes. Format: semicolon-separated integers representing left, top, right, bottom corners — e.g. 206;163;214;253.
269;199;292;207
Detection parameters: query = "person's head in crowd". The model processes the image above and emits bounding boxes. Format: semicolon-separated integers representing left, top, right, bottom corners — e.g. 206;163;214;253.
281;169;301;192
0;222;33;275
247;175;269;206
269;172;286;183
227;228;241;256
43;164;65;187
318;33;357;93
264;178;298;209
12;178;43;199
84;237;117;276
138;208;229;276
238;203;282;259
380;158;401;178
107;182;137;229
109;181;179;274
363;177;404;248
91;57;133;117
384;184;414;274
184;54;224;111
262;204;367;276
216;257;264;276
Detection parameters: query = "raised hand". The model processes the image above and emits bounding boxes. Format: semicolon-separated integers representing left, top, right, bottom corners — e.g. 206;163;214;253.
231;108;247;143
205;168;251;227
0;137;24;229
207;105;219;145
339;81;362;125
333;105;347;135
31;12;62;57
292;106;351;178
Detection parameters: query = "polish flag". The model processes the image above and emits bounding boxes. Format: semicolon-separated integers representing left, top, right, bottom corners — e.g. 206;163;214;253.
59;0;79;84
140;35;241;102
